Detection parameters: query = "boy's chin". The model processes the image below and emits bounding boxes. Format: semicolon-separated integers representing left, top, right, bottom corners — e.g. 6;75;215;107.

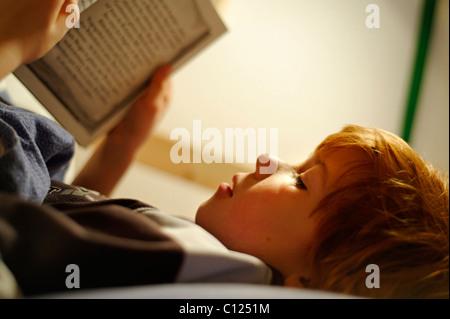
195;182;234;222
195;195;222;227
195;198;211;225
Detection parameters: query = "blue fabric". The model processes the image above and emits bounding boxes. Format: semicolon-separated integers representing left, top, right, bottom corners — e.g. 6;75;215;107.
0;89;11;102
0;99;75;203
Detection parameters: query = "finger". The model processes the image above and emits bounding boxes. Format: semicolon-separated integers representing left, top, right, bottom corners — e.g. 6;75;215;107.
54;0;79;23
146;65;173;100
151;65;173;89
153;64;173;82
55;0;80;37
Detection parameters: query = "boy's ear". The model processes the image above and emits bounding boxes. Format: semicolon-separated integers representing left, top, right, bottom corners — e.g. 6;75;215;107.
283;275;309;288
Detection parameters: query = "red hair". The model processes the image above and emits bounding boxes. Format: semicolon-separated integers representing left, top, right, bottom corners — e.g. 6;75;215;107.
307;125;448;298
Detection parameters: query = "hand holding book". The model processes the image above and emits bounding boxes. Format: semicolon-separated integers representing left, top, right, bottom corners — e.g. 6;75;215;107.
72;64;173;196
108;64;173;151
14;0;227;146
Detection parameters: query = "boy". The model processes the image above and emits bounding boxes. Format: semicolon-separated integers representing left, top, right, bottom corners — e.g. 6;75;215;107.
0;0;448;299
196;127;449;298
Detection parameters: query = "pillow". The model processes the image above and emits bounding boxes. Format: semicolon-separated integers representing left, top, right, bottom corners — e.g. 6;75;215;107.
139;208;273;284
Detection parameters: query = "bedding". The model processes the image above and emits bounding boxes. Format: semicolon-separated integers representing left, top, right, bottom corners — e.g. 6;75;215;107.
0;181;273;297
40;283;354;299
0;98;75;203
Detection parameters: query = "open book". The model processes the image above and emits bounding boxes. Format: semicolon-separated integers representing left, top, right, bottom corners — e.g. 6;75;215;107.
14;0;227;146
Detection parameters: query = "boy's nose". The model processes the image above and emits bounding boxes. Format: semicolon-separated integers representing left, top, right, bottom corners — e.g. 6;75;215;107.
255;154;280;179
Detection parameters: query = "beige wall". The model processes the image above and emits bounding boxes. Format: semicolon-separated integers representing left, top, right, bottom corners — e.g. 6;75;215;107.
143;0;449;187
3;0;448;199
410;0;449;172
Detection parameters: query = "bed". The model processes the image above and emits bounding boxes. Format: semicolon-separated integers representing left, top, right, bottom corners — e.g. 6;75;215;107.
0;79;358;300
0;191;357;300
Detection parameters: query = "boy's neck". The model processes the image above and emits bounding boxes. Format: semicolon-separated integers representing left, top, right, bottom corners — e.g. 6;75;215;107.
0;40;24;80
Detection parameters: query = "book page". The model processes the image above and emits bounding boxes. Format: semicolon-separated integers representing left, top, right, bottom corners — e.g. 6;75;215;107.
79;0;98;13
27;0;212;132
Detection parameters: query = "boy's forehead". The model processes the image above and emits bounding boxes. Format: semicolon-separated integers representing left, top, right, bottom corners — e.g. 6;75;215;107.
315;147;370;173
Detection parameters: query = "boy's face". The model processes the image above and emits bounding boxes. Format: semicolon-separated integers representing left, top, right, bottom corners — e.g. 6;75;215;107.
196;149;362;277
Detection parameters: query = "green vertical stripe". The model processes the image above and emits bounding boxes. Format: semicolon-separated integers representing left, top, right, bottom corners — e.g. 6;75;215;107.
402;0;437;143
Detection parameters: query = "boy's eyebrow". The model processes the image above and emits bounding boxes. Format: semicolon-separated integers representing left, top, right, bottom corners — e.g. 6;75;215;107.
315;154;328;187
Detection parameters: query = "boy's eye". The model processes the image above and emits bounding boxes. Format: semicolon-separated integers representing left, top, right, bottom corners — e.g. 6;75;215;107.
295;174;307;190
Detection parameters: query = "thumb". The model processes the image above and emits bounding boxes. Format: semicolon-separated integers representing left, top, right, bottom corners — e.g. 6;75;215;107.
145;64;173;101
152;65;173;86
56;0;80;34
